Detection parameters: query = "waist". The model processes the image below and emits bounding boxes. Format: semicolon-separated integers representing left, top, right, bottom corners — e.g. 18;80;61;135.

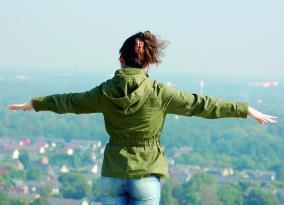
109;137;160;146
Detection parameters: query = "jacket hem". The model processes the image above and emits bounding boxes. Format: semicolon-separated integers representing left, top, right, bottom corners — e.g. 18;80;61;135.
101;171;169;179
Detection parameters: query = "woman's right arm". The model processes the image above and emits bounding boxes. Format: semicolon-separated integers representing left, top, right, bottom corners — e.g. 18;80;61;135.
7;85;103;114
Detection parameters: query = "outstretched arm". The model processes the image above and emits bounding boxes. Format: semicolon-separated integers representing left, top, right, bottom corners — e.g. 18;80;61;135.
7;86;103;114
159;83;277;124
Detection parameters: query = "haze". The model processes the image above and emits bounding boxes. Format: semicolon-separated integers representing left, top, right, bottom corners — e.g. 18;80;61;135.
0;0;283;77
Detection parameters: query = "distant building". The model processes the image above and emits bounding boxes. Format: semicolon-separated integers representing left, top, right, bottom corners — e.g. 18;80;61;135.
12;149;20;159
39;147;45;154
19;138;31;146
51;187;60;195
205;167;234;177
241;169;276;183
172;146;192;158
60;165;69;173
0;168;9;175
41;156;49;165
67;148;74;156
91;152;97;160
169;165;201;183
92;164;98;174
13;160;24;170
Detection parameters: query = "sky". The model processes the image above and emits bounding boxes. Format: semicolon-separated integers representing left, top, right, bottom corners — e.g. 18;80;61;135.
0;0;283;77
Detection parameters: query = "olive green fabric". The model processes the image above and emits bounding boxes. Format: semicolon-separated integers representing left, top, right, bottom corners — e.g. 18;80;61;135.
32;67;248;179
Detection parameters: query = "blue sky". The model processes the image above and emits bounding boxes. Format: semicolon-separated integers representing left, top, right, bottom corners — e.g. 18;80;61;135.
0;0;283;77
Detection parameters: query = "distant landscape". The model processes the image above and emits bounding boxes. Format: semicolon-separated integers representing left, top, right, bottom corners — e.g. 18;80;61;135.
0;68;283;205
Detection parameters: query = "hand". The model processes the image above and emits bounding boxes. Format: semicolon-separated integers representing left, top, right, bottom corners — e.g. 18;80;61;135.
248;106;278;125
7;99;33;111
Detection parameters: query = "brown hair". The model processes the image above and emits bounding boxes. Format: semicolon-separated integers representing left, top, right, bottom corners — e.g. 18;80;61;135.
119;31;168;68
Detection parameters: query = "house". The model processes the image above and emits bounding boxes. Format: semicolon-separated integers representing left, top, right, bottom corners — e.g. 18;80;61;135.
67;148;74;156
91;152;97;160
39;146;46;154
12;160;24;170
92;141;102;150
205;167;234;177
41;156;49;165
0;168;9;175
91;164;98;174
172;146;192;158
19;138;31;146
12;149;20;159
169;164;201;183
60;165;69;173
241;169;276;183
27;179;61;195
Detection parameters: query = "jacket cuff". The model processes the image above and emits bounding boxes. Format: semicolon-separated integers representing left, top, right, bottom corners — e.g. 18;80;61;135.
32;96;49;112
235;102;249;118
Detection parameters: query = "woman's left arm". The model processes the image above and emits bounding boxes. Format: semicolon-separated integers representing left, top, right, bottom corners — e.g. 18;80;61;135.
7;85;103;114
160;83;278;124
248;106;278;125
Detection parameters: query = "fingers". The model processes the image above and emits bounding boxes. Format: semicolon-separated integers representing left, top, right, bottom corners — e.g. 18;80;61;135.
266;117;278;123
265;115;278;119
7;105;19;110
7;104;25;110
255;113;278;125
263;114;278;123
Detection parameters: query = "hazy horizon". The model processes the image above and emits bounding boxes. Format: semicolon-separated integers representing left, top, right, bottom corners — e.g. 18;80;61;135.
0;0;283;77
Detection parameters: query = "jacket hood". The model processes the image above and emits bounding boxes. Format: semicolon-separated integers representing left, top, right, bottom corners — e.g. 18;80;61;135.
102;67;152;115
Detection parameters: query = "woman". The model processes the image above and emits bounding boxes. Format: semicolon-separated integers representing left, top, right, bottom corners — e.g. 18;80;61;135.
7;31;277;205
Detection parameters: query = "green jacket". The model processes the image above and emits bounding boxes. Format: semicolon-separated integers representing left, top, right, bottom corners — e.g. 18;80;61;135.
32;67;248;178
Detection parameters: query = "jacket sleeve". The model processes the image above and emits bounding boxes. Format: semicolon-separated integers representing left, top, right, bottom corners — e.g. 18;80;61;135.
160;83;248;119
31;85;103;114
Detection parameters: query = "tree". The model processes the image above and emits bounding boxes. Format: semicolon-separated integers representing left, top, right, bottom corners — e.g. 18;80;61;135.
0;191;12;205
244;189;279;205
19;150;30;168
58;172;91;200
235;155;255;170
160;181;177;205
13;198;30;205
38;184;52;198
0;191;29;205
26;167;41;180
218;184;244;205
173;173;221;205
30;197;50;205
91;177;100;201
200;186;223;205
271;164;284;180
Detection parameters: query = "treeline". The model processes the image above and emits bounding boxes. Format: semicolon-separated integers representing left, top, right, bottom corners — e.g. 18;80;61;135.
0;171;100;205
161;172;281;205
0;192;50;205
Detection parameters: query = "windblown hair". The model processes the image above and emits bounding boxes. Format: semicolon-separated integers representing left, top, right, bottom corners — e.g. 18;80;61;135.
119;31;168;68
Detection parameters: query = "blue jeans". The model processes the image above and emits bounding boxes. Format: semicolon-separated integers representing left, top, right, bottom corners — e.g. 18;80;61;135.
99;174;161;205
